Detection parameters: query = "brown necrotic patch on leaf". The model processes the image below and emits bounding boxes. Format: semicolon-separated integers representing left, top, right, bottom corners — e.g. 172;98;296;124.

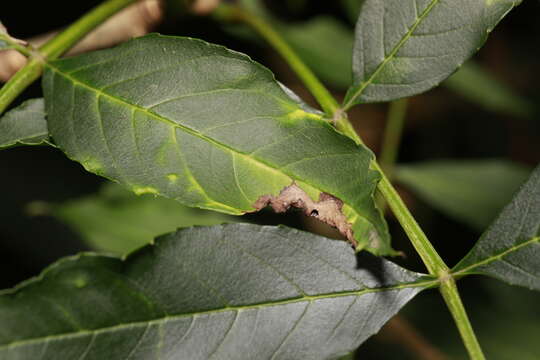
253;183;357;248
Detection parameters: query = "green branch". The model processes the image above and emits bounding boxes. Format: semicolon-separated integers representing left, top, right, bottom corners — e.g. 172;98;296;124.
0;0;136;115
439;278;485;360
0;35;33;56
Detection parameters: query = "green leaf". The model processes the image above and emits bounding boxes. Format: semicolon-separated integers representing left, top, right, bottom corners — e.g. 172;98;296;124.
54;182;236;255
279;17;353;88
340;0;363;24
344;0;522;107
444;62;534;118
0;224;428;359
42;34;392;255
395;160;531;231
0;98;50;149
453;165;540;291
476;279;540;360
229;3;532;118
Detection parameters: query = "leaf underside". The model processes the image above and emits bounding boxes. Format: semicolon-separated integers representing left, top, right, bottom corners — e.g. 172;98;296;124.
0;224;427;359
453;165;540;291
42;34;392;254
0;98;49;149
344;0;521;107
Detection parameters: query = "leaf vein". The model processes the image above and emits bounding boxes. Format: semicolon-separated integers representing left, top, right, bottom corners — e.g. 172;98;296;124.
344;0;440;109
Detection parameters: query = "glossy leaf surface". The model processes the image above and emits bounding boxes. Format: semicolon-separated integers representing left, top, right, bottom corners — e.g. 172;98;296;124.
0;224;427;359
344;0;521;107
42;34;391;254
55;182;235;255
453;165;540;291
0;98;49;149
395;160;530;231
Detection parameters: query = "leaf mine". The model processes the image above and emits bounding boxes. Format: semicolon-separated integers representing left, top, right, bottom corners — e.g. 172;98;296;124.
253;183;357;247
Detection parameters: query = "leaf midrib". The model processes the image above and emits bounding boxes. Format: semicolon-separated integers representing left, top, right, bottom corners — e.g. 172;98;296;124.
343;0;439;109
452;236;540;275
0;279;432;351
46;63;365;218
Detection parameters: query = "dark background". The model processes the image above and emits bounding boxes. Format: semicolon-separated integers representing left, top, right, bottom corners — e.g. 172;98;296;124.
1;1;539;359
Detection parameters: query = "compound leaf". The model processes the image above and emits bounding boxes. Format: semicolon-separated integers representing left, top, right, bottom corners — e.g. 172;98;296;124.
0;98;49;149
42;34;391;254
453;165;540;291
0;224;428;359
344;0;522;107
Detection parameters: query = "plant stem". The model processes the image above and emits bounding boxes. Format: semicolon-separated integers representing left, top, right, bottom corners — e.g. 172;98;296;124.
439;278;485;360
0;36;33;57
216;4;340;116
0;0;136;115
377;169;447;275
379;99;408;176
327;114;447;276
39;0;136;59
214;5;484;358
0;58;43;115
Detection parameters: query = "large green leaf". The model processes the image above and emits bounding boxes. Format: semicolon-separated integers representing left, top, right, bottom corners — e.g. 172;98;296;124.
0;98;49;149
42;34;392;254
54;182;235;255
0;224;428;359
453;165;540;291
344;0;521;107
395;160;531;231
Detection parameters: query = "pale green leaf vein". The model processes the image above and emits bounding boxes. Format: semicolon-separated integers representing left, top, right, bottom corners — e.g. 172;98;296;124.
344;0;439;109
453;236;540;276
0;279;432;352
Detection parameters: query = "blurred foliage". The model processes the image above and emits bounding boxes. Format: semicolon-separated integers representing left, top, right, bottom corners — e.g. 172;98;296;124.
444;62;535;119
52;182;236;255
395;160;531;231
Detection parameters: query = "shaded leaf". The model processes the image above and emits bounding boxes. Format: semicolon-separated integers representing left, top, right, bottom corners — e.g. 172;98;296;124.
453;165;540;291
54;182;235;255
42;34;392;254
0;98;49;149
0;224;428;359
476;279;540;360
340;0;363;24
444;62;534;118
279;17;353;88
224;6;353;88
395;160;530;231
344;0;522;107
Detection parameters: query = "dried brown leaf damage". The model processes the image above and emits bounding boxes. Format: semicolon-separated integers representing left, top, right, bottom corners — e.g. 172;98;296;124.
253;183;357;247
